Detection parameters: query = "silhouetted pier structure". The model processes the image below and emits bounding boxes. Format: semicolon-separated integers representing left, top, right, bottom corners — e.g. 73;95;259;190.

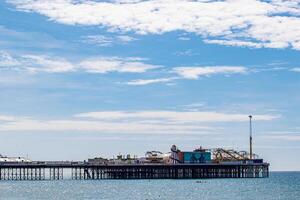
0;162;269;180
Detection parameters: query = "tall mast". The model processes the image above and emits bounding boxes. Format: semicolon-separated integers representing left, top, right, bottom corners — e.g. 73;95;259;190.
249;115;253;159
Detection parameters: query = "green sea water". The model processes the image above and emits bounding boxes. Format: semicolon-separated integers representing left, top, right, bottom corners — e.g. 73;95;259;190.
0;172;299;200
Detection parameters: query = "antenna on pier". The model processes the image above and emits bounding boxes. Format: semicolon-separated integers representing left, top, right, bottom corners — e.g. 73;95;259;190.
249;115;253;160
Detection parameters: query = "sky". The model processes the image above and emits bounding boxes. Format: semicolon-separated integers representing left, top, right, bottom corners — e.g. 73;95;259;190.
0;0;300;171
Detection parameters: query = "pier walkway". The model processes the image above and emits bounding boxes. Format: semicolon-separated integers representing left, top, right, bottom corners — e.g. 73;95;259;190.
0;162;269;180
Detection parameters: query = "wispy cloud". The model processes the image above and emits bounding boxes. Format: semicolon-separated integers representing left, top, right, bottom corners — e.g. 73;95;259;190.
173;49;200;56
117;35;137;43
125;66;248;85
0;51;20;68
22;55;75;73
82;35;137;46
0;53;76;73
178;37;190;41
8;0;300;50
173;66;247;79
0;25;64;49
261;131;300;141
0;115;17;121
1;52;249;85
290;68;300;73
126;77;178;85
79;57;160;74
75;110;278;123
0;51;293;86
0;111;279;134
180;103;207;111
0;52;158;74
203;39;263;48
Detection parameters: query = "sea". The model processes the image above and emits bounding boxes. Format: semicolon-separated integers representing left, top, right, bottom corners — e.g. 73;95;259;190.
0;172;299;200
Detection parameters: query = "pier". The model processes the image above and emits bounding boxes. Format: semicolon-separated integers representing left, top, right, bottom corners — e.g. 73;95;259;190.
0;162;269;181
0;116;270;181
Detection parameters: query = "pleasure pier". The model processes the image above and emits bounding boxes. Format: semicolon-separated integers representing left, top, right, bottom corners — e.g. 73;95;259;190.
0;146;269;180
0;116;269;180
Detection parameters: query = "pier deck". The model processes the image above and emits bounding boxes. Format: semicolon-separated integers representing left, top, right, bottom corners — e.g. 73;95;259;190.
0;162;269;180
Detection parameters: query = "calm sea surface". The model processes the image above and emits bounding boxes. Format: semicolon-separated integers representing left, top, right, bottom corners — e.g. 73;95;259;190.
0;172;299;200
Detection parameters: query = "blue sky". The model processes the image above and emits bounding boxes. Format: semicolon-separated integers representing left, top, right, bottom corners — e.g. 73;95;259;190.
0;0;300;171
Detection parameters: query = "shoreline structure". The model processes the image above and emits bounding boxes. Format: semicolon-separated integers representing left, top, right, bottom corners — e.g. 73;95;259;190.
0;116;269;180
0;144;269;180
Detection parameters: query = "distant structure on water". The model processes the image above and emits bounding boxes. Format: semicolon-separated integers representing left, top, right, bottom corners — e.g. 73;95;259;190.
0;116;269;180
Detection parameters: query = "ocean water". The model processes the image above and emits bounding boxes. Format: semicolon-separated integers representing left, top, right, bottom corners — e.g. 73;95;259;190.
0;172;299;200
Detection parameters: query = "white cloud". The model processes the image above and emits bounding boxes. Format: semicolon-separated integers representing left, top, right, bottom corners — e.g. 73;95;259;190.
0;111;279;133
22;55;75;73
126;77;177;85
0;52;20;68
178;37;191;41
117;35;136;42
173;66;247;79
75;110;278;123
125;66;248;85
0;52;158;74
0;53;75;73
82;35;114;47
173;49;199;56
1;52;75;73
8;0;300;50
203;39;263;48
181;103;206;111
79;57;160;73
261;131;300;141
0;52;248;82
0;119;213;134
82;34;137;46
290;68;300;72
0;115;17;121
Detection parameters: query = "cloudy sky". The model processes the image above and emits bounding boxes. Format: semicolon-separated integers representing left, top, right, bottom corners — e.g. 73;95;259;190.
0;0;300;171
